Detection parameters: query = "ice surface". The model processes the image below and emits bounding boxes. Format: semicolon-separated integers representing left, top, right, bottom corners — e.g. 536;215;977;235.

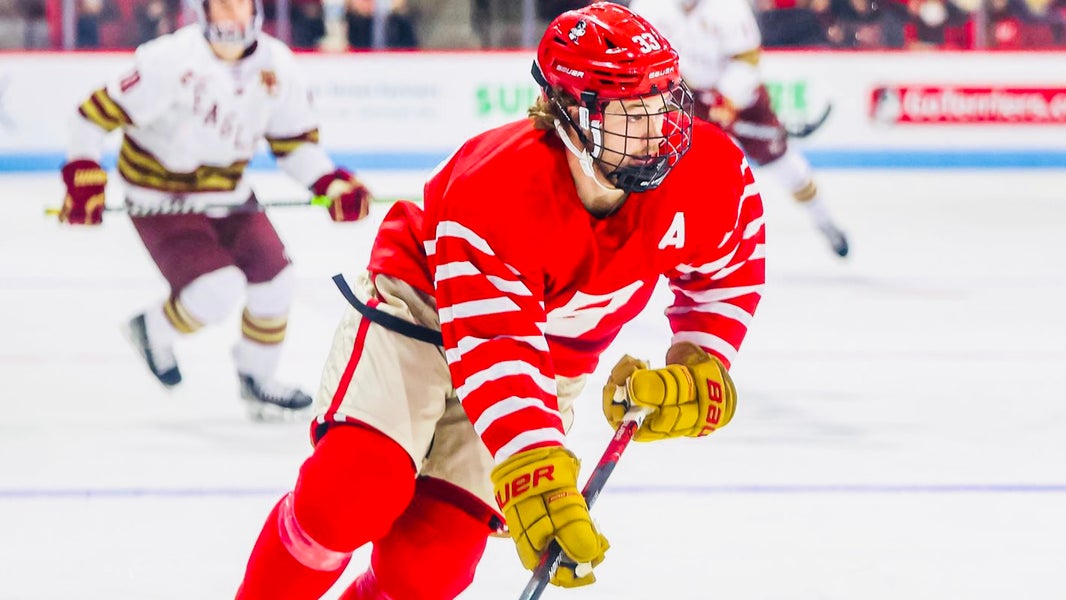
1;168;1064;599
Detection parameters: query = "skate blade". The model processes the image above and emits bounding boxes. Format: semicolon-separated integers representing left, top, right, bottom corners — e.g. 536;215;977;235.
242;398;312;423
122;320;182;389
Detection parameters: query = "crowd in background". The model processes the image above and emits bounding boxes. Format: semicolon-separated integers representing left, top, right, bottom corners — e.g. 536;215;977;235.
1;0;1064;50
756;0;1066;49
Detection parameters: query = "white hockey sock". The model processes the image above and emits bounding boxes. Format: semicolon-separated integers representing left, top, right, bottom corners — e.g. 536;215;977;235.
761;148;839;229
235;266;294;381
760;146;813;194
233;338;283;380
246;266;294;316
143;303;180;367
802;193;835;229
179;265;246;325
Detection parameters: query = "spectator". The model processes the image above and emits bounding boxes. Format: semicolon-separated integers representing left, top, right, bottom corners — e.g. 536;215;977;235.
291;0;325;48
809;0;850;46
987;0;1056;47
135;0;173;43
758;4;833;47
0;0;21;50
75;0;103;47
346;0;417;48
385;0;416;46
16;0;49;48
1052;0;1066;43
903;0;973;48
833;0;906;48
345;0;373;46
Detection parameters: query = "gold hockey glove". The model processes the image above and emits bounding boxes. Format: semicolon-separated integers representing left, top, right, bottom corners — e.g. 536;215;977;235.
602;342;737;441
491;446;609;588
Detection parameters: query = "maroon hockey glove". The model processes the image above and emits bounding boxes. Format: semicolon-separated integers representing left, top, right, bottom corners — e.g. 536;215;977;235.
312;168;371;222
59;160;107;225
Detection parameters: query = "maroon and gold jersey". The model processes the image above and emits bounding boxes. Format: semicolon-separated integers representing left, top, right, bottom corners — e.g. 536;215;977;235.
368;118;765;462
68;25;334;212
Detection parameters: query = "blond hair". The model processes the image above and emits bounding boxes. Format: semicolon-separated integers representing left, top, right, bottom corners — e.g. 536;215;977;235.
527;90;578;131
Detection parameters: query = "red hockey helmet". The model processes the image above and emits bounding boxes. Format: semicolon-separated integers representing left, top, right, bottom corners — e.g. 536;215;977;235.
536;2;681;104
533;2;693;192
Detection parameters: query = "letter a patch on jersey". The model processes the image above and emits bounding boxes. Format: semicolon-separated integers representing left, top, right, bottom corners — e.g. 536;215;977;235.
658;212;686;250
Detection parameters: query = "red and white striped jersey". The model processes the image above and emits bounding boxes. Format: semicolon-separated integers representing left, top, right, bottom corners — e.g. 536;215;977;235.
367;118;765;463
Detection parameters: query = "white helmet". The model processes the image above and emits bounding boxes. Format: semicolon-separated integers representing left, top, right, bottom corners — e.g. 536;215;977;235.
188;0;263;49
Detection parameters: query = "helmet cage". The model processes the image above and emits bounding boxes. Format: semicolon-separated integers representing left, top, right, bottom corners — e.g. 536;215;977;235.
537;63;694;193
533;3;695;192
190;0;263;49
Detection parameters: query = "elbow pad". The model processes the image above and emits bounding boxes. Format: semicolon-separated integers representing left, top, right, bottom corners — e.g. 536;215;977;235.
67;113;110;163
717;60;762;111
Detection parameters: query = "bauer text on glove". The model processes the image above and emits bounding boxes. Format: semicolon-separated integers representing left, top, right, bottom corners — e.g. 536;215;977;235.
491;446;609;588
602;342;737;441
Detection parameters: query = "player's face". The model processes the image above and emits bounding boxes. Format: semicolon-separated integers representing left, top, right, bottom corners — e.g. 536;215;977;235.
205;0;255;59
598;94;671;169
207;0;254;28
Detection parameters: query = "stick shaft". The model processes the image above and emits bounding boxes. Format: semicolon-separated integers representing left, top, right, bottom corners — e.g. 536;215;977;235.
44;196;330;217
784;103;833;138
518;410;647;600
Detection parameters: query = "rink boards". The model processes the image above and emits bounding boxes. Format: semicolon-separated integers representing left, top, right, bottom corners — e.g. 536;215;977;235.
1;50;1066;172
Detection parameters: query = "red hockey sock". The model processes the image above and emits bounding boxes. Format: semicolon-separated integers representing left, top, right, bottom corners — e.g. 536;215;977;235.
338;568;390;600
237;424;416;600
341;477;495;600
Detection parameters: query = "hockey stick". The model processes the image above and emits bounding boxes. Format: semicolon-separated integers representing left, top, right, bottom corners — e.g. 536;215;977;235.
783;102;833;138
731;102;833;143
44;195;332;218
518;406;651;600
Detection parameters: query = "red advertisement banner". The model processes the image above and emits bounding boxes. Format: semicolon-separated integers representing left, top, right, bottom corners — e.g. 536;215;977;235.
870;86;1066;124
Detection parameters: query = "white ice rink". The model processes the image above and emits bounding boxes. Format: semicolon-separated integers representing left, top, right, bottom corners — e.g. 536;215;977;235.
1;168;1064;599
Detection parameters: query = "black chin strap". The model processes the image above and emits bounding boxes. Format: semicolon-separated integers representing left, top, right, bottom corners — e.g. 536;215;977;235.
608;156;669;193
239;41;258;59
532;61;599;152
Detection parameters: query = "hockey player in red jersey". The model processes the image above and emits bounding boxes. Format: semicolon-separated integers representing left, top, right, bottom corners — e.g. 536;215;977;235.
237;3;764;597
57;0;371;418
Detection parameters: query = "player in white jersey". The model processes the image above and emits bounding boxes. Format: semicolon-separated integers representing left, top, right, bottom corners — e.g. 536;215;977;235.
58;0;372;418
630;0;850;257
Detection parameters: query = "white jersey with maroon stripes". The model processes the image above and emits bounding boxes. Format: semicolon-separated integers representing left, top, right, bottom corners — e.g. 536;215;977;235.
629;0;763;91
366;118;765;464
67;25;333;212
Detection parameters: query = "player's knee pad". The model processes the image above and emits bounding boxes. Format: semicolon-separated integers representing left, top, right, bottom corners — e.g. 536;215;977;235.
372;477;494;600
275;490;353;573
293;423;416;553
245;265;294;317
177;265;246;325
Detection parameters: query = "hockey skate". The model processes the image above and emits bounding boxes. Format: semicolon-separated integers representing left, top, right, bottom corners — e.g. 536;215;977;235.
819;222;850;258
238;373;313;421
124;313;182;387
